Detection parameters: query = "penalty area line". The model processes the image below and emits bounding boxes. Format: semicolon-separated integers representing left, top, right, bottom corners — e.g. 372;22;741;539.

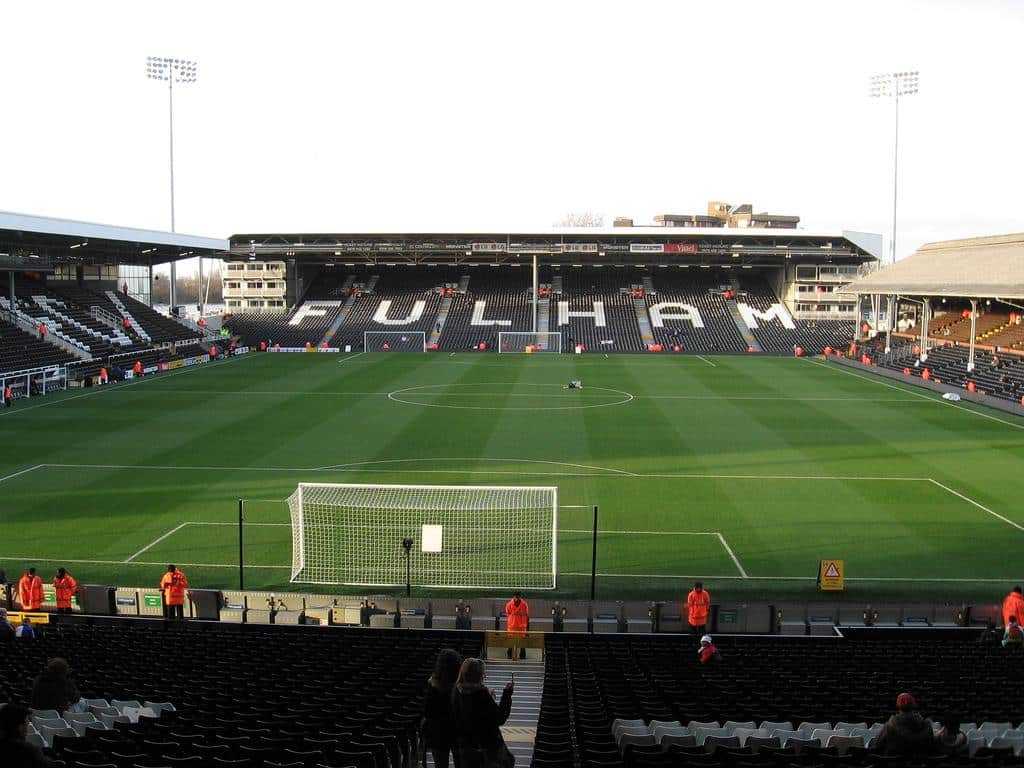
928;478;1024;533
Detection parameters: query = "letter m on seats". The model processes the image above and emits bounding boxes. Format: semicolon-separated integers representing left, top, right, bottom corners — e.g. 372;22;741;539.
738;303;796;330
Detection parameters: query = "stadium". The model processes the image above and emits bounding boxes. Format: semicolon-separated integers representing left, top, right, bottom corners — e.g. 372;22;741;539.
3;4;1024;767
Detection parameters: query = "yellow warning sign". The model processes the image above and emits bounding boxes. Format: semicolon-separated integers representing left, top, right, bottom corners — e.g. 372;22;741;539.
818;559;845;591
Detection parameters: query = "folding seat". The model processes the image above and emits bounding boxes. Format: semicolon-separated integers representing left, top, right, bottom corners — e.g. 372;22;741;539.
786;737;821;755
797;723;833;739
824;735;863;755
733;729;770;746
695;728;731;747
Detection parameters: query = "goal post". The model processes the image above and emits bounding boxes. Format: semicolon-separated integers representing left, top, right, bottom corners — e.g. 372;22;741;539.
288;483;558;589
364;331;427;352
498;331;562;354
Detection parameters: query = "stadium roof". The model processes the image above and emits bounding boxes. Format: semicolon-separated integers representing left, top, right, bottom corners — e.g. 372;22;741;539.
0;210;229;271
840;232;1024;300
231;227;881;266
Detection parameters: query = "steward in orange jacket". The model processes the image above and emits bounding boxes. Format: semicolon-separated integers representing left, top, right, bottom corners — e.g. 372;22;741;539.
19;567;44;611
54;568;79;613
160;565;189;620
1003;586;1024;627
506;593;529;633
686;582;711;635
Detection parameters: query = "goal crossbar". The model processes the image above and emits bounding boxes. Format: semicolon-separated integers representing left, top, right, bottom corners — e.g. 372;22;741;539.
288;482;557;589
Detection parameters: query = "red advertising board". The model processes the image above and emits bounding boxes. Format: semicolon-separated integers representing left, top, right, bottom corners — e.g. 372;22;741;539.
664;242;699;254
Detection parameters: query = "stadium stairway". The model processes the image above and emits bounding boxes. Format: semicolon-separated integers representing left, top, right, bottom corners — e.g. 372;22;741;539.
424;659;544;768
319;277;359;348
429;290;457;348
725;287;761;352
632;295;655;349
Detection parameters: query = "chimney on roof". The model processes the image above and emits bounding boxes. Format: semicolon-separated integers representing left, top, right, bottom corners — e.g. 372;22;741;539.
613;217;634;227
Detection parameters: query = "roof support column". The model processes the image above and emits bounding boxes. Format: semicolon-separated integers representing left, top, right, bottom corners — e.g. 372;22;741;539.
884;295;894;353
967;299;977;372
8;271;13;309
919;300;930;362
532;254;538;334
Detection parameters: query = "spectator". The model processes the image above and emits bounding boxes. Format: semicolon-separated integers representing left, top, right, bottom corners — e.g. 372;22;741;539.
875;692;934;757
31;658;87;713
0;702;56;767
452;658;514;768
53;568;78;615
1003;616;1024;648
18;568;43;611
421;648;462;768
16;617;35;639
0;608;14;642
934;714;968;755
1002;586;1024;627
160;564;189;620
505;592;529;659
3;383;12;408
698;634;721;664
978;619;1002;646
686;581;711;637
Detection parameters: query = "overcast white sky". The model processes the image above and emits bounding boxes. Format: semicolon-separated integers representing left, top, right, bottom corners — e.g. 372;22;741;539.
0;0;1021;263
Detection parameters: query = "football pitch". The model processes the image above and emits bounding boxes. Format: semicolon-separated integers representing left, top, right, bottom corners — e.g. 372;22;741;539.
1;351;1023;604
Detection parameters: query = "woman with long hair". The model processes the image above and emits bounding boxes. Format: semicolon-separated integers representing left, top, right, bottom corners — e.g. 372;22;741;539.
421;648;463;768
451;657;514;768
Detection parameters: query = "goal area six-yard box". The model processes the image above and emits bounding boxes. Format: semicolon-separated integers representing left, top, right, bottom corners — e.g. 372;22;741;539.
287;483;558;589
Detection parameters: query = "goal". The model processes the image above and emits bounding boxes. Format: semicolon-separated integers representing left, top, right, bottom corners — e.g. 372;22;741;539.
287;483;557;589
498;332;562;354
364;331;427;352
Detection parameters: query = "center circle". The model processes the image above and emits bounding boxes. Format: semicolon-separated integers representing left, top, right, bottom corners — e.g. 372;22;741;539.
386;382;634;411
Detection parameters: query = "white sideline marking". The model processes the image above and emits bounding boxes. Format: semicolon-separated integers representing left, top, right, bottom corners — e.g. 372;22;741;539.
717;532;748;578
0;352;255;419
0;555;290;570
695;355;717;367
0;464;44;485
338;352;366;365
928;478;1024;533
807;358;1024;431
125;522;190;562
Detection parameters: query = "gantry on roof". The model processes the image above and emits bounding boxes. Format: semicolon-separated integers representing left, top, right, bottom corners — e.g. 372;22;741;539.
840;233;1024;300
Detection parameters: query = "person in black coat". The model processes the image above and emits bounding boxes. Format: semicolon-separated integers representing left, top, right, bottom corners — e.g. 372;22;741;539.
421;648;463;768
30;658;81;713
0;702;56;767
451;658;514;768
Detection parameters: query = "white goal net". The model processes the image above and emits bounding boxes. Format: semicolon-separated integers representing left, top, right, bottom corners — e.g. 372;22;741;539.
498;332;562;353
364;331;427;352
288;483;557;589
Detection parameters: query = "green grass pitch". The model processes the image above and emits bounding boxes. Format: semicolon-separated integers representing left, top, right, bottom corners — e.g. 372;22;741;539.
2;351;1023;604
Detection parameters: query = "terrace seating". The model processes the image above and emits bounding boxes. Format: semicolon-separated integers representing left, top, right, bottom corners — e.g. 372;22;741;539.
0;621;482;768
875;343;1024;404
0;316;78;375
548;268;646;353
738;277;854;354
536;633;1024;768
438;268;534;351
644;271;747;353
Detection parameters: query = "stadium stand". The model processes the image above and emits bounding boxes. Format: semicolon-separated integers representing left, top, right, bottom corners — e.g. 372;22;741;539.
539;633;1024;768
644;272;747;353
737;276;854;354
439;268;534;351
219;266;855;356
0;316;78;374
873;342;1024;404
548;268;646;353
1;621;481;768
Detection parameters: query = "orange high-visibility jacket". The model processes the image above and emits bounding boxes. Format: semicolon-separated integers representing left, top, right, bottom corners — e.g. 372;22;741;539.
54;574;79;609
505;598;530;633
19;573;44;610
1003;592;1024;627
160;570;189;606
686;588;711;627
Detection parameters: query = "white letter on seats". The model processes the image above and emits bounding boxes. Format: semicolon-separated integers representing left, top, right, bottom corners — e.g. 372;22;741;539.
470;301;511;327
558;301;606;327
372;300;426;326
648;303;705;329
738;303;796;330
